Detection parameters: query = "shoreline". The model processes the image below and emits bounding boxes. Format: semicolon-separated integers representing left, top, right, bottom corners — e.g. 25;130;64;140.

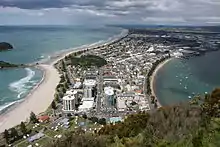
150;58;173;108
0;64;60;132
37;29;128;65
0;29;128;132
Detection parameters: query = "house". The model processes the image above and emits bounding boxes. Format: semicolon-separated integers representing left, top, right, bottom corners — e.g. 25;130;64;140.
38;115;50;123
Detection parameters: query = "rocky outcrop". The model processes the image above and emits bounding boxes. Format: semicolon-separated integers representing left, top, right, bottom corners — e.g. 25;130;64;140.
0;42;13;51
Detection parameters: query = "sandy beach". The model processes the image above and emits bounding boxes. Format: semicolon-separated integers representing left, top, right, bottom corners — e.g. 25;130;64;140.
0;64;60;132
0;47;88;132
150;58;173;107
0;46;83;132
0;29;128;132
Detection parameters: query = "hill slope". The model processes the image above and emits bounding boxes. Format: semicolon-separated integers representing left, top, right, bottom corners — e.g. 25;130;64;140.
49;89;220;147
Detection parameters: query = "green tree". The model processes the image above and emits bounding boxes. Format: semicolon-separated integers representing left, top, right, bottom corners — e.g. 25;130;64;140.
58;91;64;99
30;111;38;123
60;75;66;83
51;100;57;110
10;128;18;139
64;81;69;90
82;114;87;120
151;96;155;104
60;86;67;94
51;100;57;116
54;93;60;102
20;121;27;135
56;83;63;90
64;73;71;84
90;117;99;123
192;130;203;147
202;88;220;117
98;118;106;125
154;102;158;108
4;129;9;144
60;60;66;71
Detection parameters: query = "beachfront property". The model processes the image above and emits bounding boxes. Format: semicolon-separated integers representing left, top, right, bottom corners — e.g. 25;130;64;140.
104;86;115;108
59;29;191;117
57;28;220;120
82;79;96;101
62;90;77;113
78;79;96;112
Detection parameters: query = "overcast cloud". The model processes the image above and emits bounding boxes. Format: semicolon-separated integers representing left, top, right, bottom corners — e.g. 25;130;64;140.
0;0;219;25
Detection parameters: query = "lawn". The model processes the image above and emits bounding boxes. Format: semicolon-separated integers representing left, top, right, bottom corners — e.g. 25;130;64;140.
14;117;99;146
35;136;52;147
16;140;30;147
44;128;65;138
16;136;52;147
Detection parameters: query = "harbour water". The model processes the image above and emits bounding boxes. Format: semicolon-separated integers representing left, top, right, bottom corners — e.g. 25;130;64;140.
0;25;123;113
155;50;220;106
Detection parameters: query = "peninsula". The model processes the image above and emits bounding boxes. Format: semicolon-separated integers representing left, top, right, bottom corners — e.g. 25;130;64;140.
0;61;20;69
0;28;220;147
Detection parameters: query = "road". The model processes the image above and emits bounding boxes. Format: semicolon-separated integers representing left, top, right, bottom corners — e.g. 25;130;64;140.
96;68;103;113
66;66;75;85
144;76;154;110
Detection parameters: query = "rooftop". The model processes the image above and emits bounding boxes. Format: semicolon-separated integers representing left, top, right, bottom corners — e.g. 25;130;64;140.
84;79;96;86
79;100;94;110
66;90;77;95
104;86;114;96
63;95;75;101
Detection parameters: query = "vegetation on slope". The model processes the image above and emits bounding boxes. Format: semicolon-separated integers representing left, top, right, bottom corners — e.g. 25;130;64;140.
49;88;220;147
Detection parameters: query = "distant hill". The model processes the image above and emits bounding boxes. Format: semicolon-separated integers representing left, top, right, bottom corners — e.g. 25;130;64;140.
0;42;13;51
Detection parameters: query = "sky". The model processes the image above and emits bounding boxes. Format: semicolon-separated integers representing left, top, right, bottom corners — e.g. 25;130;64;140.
0;0;220;25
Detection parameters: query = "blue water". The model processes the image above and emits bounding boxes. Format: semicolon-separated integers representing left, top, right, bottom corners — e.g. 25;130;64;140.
155;50;220;106
0;25;123;112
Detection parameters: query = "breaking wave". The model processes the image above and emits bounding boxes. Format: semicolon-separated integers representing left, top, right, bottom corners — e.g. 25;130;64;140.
9;68;35;99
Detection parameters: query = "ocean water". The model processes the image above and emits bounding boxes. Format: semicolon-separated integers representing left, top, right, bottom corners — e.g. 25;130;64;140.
0;25;123;112
155;50;220;106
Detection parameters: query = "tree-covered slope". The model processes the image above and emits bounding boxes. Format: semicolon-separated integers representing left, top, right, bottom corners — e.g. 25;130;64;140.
49;88;220;147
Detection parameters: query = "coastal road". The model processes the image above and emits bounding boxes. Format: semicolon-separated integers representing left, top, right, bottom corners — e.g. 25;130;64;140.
144;76;154;110
96;68;103;113
66;66;75;85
